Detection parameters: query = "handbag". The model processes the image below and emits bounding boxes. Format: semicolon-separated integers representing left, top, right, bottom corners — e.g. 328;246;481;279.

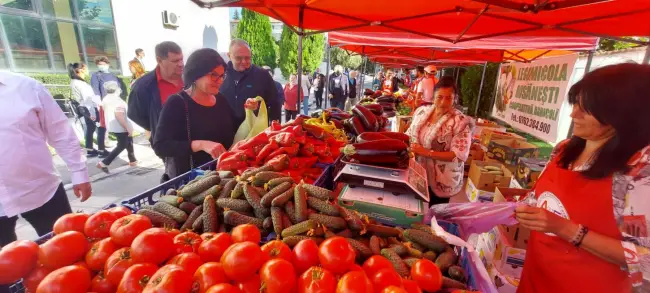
180;93;194;170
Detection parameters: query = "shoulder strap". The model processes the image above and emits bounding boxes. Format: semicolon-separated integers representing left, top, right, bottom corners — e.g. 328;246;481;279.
178;92;194;169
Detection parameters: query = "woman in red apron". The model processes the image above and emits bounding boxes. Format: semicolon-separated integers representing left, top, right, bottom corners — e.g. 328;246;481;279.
515;63;650;293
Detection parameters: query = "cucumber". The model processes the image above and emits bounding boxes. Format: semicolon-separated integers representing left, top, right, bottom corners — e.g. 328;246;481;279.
448;265;467;283
216;198;252;213
219;179;238;199
153;202;187;223
271;186;295;207
346;238;372;260
223;210;264;229
381;248;409;278
403;229;448;254
252;171;286;187
231;181;246;199
265;177;294;190
308;214;347;230
178;175;220;198
435;251;457;273
202;195;218;233
282;236;324;247
302;184;335;200
244;183;270;219
137;209;178;228
339;207;365;231
281;220;318;238
306;197;340;216
260;182;292;207
180;206;203;231
293;184;309;222
367;224;401;238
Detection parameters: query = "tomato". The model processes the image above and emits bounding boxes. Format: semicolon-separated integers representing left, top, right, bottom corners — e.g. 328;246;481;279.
53;213;89;235
90;271;116;293
110;214;153;246
381;286;407;293
131;228;174;265
260;240;292;263
205;284;241;293
234;274;261;293
165;228;181;238
116;263;158;293
336;271;373;293
410;259;442;292
349;264;363;272
198;233;232;263
260;259;296;293
107;206;133;219
0;240;39;283
290;239;320;274
173;231;203;254
400;280;422;293
39;231;89;269
370;269;402;293
104;247;134;286
36;265;91;293
193;262;229;293
231;224;261;243
166;252;203;275
220;242;263;282
85;238;120;271
23;266;52;293
143;264;193;293
362;256;394;278
298;266;336;293
84;210;118;239
318;237;355;275
200;232;217;241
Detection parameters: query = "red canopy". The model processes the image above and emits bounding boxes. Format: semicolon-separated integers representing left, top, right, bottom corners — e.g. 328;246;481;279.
192;0;650;46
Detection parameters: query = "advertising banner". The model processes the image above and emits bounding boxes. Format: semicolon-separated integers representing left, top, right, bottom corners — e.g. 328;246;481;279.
491;54;578;143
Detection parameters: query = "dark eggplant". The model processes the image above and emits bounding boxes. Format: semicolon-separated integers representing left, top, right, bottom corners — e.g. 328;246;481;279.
328;112;353;121
359;97;376;104
383;110;397;118
363;103;384;116
326;107;344;113
352;105;378;131
348;116;367;135
331;119;344;129
377;96;396;103
363;88;375;96
357;132;389;143
343;139;408;156
379;132;410;144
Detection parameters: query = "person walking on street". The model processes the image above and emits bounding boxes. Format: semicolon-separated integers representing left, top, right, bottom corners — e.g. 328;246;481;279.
300;71;312;115
328;65;348;110
0;71;92;246
91;55;124;148
128;48;146;82
128;41;184;146
312;73;325;109
283;74;303;122
220;39;281;125
345;70;358;111
69;62;108;158
96;81;136;173
417;65;437;104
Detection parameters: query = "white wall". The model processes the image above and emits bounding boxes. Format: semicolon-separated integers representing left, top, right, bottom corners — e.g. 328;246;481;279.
111;0;231;76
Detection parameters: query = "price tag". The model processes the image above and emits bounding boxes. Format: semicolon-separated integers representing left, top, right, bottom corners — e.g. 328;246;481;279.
363;180;384;189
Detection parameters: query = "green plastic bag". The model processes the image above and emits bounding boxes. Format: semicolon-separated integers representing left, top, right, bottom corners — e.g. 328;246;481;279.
233;96;267;144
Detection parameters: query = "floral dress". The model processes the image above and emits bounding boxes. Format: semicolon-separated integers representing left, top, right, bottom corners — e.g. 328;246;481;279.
405;105;474;197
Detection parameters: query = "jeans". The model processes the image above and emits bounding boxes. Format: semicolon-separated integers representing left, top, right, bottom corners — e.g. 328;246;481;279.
314;90;323;109
102;132;136;165
285;109;298;122
302;95;310;115
83;108;106;151
332;98;346;110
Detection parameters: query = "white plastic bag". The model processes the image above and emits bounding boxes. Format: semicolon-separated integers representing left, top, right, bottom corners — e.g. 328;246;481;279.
233;96;267;144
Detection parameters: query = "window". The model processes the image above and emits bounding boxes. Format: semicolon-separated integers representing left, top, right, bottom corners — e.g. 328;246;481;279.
81;24;119;70
1;14;50;71
76;0;113;25
1;0;33;11
46;20;83;70
42;0;76;20
0;37;8;69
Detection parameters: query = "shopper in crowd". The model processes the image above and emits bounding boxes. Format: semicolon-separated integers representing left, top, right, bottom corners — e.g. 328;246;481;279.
515;63;650;293
381;69;399;93
0;71;92;246
417;65;437;104
263;66;285;110
96;81;136;173
410;66;425;97
128;41;184;146
91;56;123;100
311;68;321;83
328;65;349;110
300;71;312;115
128;48;147;82
312;73;325;109
402;67;411;87
221;39;281;125
345;70;358;111
154;48;237;179
406;76;473;205
283;73;304;122
69;62;108;158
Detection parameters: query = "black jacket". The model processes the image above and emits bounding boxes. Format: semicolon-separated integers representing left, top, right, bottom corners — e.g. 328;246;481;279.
127;70;163;140
220;62;281;125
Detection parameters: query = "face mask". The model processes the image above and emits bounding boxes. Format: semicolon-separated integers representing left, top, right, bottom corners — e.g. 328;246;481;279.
98;64;110;72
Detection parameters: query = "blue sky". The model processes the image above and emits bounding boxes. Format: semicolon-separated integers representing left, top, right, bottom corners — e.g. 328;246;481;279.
230;8;242;20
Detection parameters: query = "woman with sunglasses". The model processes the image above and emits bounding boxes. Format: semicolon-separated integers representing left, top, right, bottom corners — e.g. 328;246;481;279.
153;48;236;179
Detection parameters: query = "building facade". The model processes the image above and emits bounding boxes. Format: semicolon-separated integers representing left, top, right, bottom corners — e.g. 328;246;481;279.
0;0;230;76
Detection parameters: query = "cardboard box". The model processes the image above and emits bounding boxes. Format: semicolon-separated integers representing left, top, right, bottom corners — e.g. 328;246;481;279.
468;161;512;193
395;116;412;133
467;143;485;166
493;228;526;279
480;130;526;148
466;179;495;202
338;185;425;227
486;139;539;166
473;123;507;138
493;187;532;250
514;158;548;188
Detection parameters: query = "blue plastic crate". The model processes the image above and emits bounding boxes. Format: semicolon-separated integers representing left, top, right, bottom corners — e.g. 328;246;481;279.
120;159;217;211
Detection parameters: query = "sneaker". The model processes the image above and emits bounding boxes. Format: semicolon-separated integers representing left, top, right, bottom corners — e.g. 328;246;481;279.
96;162;109;173
86;149;99;158
128;161;138;167
98;149;110;158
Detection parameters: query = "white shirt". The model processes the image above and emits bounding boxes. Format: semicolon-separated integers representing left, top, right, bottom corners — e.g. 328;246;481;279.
70;79;101;113
102;93;131;133
300;74;311;96
0;72;89;217
417;77;435;103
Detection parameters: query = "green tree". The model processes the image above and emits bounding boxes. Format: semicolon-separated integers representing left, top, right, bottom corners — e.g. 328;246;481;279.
330;47;362;70
233;9;240;20
277;26;326;79
237;9;277;68
598;37;648;51
460;63;499;118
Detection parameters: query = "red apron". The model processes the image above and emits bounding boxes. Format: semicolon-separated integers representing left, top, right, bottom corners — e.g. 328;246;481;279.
517;158;631;293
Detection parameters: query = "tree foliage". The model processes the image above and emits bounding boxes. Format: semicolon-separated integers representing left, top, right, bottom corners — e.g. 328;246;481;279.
598;38;648;51
277;26;326;79
330;47;362;70
233;9;241;20
237;9;277;68
460;63;499;118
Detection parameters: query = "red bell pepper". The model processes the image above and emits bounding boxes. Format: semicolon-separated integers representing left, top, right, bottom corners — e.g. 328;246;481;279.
255;141;279;165
265;154;290;171
306;137;326;146
300;143;315;157
274;132;296;147
289;156;318;170
235;132;269;150
313;145;331;157
265;148;287;162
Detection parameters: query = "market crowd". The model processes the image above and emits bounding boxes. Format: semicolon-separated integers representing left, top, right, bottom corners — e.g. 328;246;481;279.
1;34;650;293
